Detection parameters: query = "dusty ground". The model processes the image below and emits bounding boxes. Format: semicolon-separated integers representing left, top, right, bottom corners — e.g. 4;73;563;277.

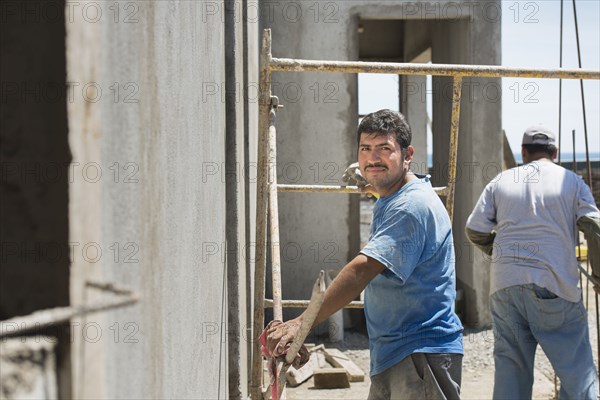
281;281;600;400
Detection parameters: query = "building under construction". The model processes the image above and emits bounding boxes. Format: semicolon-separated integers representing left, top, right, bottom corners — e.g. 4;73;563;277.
1;0;598;399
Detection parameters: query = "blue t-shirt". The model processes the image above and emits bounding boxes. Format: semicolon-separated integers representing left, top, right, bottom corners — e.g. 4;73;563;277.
360;175;463;376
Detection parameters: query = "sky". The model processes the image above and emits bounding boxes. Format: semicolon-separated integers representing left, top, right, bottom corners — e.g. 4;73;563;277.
359;0;599;158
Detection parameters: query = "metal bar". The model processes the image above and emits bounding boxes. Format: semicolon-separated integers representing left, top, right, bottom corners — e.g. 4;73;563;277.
578;264;600;286
264;299;365;309
445;76;463;222
558;0;564;165
278;184;448;196
571;0;593;194
0;281;138;337
268;112;283;322
270;57;600;80
251;28;272;400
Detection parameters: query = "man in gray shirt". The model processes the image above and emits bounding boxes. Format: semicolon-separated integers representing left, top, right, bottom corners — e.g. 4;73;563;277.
466;125;600;399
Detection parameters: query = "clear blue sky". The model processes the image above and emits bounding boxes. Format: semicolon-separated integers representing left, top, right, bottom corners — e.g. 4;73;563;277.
359;0;599;157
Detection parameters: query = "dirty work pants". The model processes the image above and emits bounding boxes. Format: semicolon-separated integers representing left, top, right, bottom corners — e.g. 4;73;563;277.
367;353;462;400
491;284;598;400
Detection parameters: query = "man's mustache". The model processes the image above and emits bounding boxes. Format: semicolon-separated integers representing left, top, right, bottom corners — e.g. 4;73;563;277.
366;163;387;170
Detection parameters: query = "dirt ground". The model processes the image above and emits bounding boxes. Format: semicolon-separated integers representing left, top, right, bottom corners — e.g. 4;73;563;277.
279;281;599;400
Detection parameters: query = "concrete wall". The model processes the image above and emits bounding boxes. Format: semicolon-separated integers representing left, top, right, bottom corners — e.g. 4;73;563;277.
67;1;256;398
262;0;501;327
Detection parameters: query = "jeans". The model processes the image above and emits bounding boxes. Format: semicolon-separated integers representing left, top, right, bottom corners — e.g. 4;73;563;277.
368;353;462;400
490;284;598;399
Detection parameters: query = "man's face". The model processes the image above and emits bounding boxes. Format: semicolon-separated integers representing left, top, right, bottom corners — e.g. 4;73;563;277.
358;132;413;197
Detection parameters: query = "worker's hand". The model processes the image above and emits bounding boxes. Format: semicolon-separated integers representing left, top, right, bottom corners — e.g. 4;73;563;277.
266;317;302;357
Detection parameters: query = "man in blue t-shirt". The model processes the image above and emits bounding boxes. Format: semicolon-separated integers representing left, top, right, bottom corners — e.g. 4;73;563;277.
266;109;463;399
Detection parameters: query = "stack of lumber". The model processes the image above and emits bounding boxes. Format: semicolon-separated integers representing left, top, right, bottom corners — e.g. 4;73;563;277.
285;344;365;389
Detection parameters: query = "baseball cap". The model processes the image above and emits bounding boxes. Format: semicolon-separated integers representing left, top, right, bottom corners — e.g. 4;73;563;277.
522;125;556;146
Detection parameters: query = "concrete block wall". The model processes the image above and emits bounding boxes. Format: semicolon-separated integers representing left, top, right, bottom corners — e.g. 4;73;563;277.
67;1;257;398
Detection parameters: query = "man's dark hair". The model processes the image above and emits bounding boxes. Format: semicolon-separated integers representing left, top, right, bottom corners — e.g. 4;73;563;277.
357;109;412;149
522;144;557;157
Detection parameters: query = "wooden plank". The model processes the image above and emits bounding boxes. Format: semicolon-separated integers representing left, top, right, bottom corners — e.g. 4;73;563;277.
323;348;365;382
313;368;350;389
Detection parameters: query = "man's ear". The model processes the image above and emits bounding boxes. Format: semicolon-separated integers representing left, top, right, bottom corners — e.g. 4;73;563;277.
404;145;415;160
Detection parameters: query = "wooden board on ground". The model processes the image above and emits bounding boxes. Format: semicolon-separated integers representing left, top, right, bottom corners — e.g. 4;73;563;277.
323;348;365;382
313;368;350;389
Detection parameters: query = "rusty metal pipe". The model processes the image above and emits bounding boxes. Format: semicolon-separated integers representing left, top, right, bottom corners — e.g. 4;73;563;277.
251;28;273;400
445;76;463;222
270;57;600;80
277;184;447;196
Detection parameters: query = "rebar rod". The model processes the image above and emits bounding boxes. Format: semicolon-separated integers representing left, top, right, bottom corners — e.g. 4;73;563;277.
571;0;593;193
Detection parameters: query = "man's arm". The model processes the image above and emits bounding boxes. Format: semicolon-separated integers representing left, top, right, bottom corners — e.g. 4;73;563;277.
465;227;496;256
578;216;600;278
266;254;384;354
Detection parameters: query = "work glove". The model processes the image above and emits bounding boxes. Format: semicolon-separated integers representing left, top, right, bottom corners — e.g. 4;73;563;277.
341;162;368;187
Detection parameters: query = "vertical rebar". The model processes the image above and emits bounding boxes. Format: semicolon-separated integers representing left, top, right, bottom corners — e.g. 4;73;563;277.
571;0;593;192
558;0;564;165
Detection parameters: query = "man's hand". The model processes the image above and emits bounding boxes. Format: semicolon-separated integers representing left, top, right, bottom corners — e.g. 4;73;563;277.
266;317;302;356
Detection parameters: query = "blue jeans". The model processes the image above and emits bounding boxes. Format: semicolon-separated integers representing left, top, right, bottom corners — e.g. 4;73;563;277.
490;284;598;399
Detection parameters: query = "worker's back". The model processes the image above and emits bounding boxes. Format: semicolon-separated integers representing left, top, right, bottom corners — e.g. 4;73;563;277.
471;159;597;302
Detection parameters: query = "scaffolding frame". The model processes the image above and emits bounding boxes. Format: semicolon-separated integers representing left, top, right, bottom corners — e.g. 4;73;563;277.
251;28;600;399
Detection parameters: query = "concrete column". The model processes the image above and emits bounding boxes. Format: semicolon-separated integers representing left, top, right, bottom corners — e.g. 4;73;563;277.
402;75;428;173
261;2;360;326
431;3;502;327
225;0;248;398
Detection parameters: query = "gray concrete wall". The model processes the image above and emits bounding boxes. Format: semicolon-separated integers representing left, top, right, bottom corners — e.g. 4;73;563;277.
67;1;255;398
262;0;501;327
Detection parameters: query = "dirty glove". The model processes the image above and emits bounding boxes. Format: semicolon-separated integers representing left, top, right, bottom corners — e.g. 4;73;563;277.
342;162;368;187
